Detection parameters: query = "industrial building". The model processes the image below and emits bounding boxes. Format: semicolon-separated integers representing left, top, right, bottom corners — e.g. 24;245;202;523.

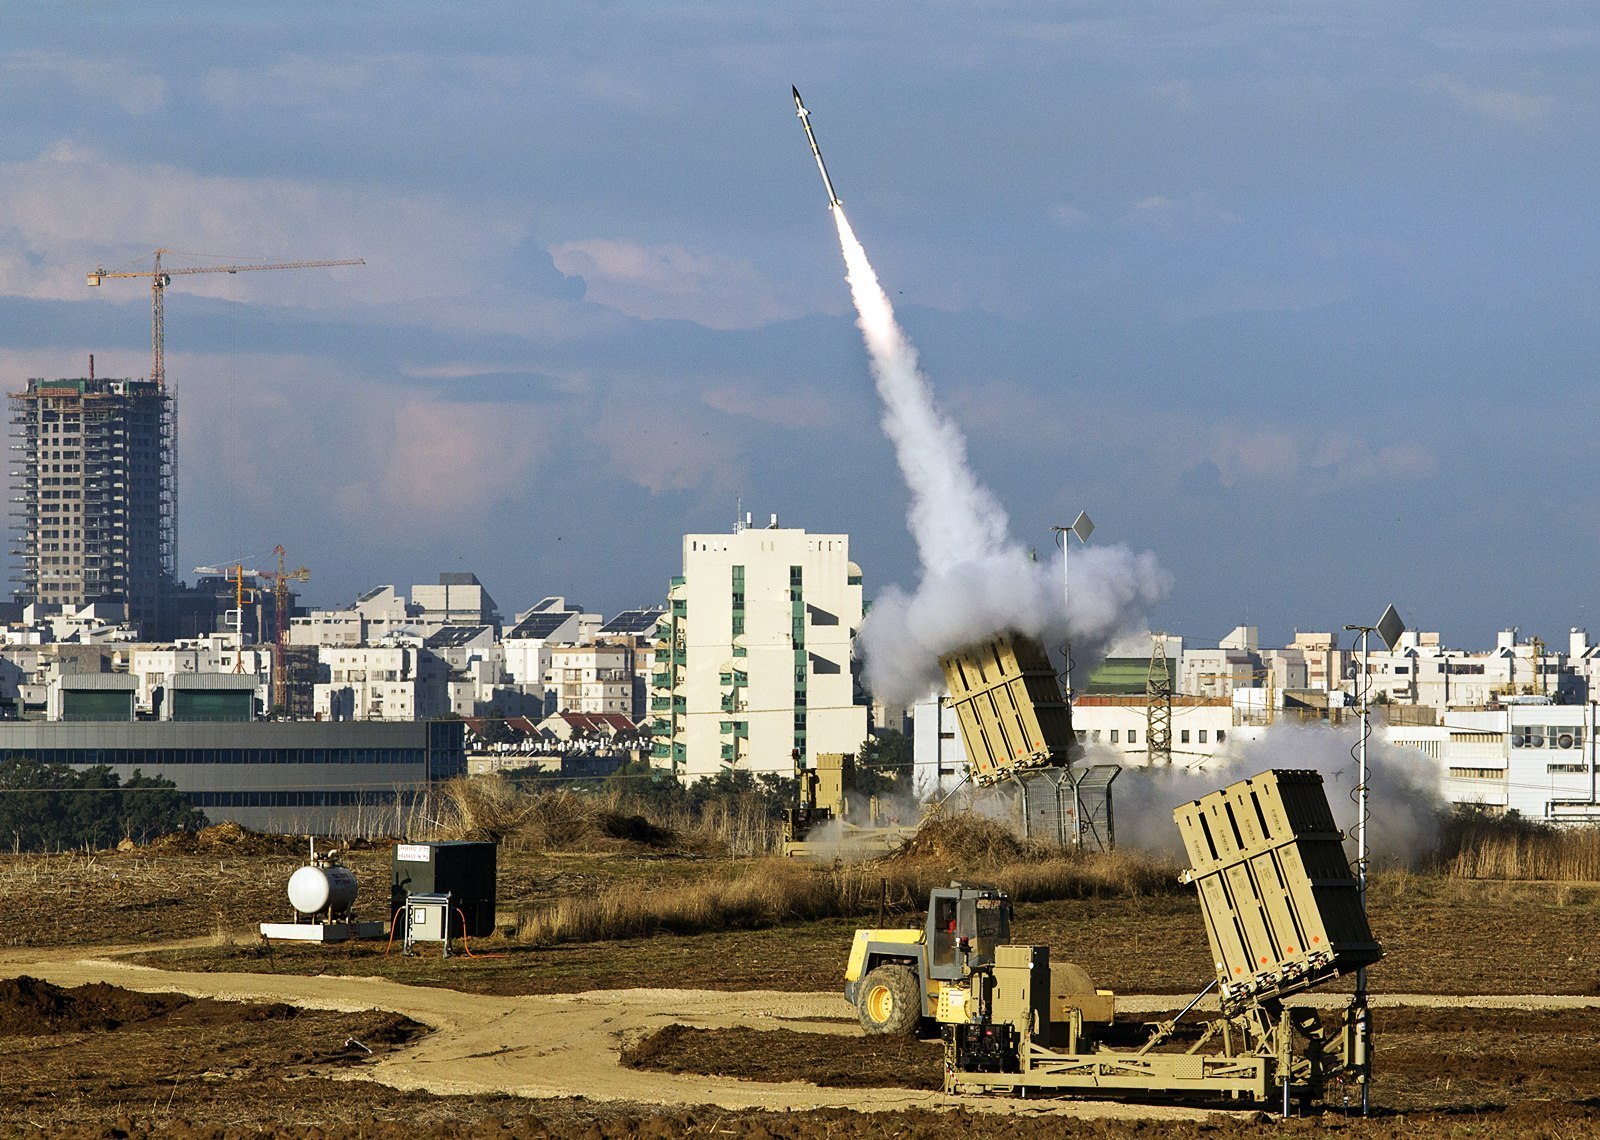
651;516;868;779
0;719;466;835
9;374;173;637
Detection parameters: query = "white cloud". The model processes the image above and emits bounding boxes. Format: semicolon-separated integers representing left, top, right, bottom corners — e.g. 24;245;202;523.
0;50;168;116
1206;426;1439;488
1124;191;1240;232
1425;75;1554;122
1050;201;1090;227
550;239;802;330
166;350;552;560
0;142;539;326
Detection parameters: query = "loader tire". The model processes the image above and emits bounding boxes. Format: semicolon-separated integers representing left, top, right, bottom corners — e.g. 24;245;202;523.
857;964;921;1036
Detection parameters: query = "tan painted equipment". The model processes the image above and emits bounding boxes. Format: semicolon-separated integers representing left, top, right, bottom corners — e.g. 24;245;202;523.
782;751;919;858
854;768;1380;1108
938;632;1076;785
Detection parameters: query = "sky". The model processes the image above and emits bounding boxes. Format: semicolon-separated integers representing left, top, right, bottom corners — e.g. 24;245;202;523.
0;3;1595;653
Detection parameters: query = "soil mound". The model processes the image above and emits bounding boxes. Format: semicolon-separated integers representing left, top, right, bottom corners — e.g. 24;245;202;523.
440;781;680;852
622;1023;941;1091
885;815;1029;865
0;976;188;1036
144;821;307;856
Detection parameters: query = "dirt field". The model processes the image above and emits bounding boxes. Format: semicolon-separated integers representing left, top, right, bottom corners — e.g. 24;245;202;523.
6;843;1600;1136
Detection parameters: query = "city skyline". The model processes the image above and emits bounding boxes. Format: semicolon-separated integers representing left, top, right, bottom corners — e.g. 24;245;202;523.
1;6;1594;653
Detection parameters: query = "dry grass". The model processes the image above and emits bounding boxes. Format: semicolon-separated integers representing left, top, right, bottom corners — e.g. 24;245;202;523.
430;777;677;852
1436;813;1600;882
516;841;1182;945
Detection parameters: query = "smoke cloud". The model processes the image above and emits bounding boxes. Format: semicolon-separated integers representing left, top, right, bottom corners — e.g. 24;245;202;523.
1108;723;1446;869
830;208;1169;705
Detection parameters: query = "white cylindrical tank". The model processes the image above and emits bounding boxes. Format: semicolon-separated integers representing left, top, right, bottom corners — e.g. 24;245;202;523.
287;864;359;917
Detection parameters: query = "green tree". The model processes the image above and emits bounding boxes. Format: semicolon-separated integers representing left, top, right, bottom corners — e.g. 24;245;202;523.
120;770;207;843
854;729;913;796
0;757;205;852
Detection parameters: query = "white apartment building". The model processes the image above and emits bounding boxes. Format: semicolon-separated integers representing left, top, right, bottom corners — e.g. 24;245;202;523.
651;518;868;780
502;602;589;690
545;643;632;715
289;585;417;648
412;572;502;631
1387;701;1600;824
314;643;448;721
1349;629;1583;707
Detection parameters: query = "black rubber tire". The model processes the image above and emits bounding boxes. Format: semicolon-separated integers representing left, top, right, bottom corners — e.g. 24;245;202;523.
856;964;921;1036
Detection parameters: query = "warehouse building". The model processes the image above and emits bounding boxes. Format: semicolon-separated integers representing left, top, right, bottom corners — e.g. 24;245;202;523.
0;719;465;835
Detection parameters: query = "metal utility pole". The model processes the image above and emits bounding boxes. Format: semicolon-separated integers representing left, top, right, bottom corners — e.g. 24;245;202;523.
1343;602;1404;1117
1051;511;1094;699
1146;632;1173;767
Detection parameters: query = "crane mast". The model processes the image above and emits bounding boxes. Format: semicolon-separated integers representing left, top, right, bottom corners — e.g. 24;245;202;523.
86;250;362;584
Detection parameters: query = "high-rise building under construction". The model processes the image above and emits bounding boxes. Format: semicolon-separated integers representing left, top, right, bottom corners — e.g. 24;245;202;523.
10;374;174;635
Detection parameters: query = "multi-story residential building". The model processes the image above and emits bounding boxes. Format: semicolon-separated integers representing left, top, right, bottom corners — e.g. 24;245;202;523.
1288;632;1344;692
10;375;173;636
597;607;666;719
1179;626;1263;697
545;643;632;715
289;585;415;648
412;572;502;631
502;599;590;695
314;642;448;721
651;518;868;779
1388;701;1600;825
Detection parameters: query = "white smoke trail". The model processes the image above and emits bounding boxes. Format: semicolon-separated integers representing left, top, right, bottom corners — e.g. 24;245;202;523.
1107;723;1446;869
831;208;1169;704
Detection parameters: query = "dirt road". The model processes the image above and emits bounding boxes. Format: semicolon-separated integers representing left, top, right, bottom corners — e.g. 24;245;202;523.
6;951;1599;1122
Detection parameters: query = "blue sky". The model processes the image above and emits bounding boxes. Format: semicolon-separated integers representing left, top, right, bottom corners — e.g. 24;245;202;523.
0;3;1595;650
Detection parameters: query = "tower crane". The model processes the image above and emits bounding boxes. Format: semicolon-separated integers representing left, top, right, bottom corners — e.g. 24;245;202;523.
192;563;264;673
86;249;365;389
193;548;309;704
265;545;311;716
86;249;363;584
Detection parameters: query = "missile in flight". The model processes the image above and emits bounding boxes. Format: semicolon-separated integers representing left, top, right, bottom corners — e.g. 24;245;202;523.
792;86;842;210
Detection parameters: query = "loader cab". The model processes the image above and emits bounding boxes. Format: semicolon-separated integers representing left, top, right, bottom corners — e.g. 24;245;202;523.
925;884;1010;981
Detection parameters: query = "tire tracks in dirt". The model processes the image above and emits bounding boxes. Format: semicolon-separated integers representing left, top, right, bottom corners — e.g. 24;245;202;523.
5;953;1599;1120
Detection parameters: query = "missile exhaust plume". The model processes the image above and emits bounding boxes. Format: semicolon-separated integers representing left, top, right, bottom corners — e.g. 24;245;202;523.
799;89;1169;704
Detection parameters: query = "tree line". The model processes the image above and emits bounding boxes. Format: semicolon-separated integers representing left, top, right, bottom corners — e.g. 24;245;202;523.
0;757;206;852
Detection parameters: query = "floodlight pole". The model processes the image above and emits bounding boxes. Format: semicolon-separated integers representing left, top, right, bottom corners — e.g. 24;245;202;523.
1343;622;1375;1116
1052;512;1093;850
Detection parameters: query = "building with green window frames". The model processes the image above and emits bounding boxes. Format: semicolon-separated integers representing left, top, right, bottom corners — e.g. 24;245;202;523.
650;516;868;781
